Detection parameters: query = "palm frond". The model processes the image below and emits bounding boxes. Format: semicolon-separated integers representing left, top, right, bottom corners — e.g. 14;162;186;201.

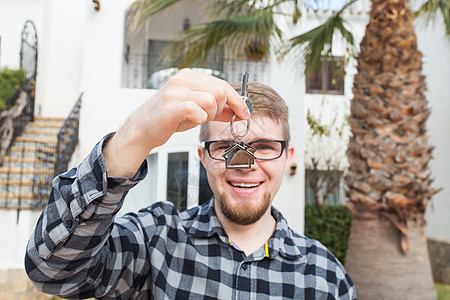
130;0;183;26
414;0;450;36
161;7;282;68
279;0;356;74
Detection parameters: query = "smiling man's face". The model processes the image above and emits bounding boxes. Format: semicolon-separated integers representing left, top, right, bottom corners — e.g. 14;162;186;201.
198;115;294;225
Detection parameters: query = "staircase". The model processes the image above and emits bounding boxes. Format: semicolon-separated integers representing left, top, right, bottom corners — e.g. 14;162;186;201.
0;116;65;209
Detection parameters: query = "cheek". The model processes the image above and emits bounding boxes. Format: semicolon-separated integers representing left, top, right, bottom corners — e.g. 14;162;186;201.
264;162;286;185
204;161;225;182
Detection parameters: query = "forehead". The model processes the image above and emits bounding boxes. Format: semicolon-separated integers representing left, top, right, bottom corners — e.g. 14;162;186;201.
207;115;283;141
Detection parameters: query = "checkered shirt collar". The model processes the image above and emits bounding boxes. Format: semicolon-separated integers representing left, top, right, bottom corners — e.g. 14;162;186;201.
184;198;303;260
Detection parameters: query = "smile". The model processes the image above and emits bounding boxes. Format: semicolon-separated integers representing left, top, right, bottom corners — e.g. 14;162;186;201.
229;182;262;188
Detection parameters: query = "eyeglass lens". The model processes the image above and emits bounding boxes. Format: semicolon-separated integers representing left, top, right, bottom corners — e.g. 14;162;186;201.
209;140;284;160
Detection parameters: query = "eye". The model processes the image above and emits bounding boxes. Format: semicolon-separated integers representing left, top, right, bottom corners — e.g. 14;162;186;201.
252;142;275;150
211;142;231;151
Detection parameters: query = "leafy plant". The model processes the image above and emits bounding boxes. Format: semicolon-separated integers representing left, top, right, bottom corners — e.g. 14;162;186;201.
304;204;351;264
0;68;26;111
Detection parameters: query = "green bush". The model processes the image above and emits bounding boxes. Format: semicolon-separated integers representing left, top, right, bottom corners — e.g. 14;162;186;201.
304;204;351;264
0;68;26;111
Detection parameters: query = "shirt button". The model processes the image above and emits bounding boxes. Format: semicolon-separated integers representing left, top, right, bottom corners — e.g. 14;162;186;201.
64;219;73;228
241;263;248;270
96;183;103;191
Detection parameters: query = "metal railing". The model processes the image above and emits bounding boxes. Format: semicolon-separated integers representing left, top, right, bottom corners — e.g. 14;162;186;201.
0;95;82;212
28;95;82;208
54;94;82;177
0;77;36;165
122;53;270;89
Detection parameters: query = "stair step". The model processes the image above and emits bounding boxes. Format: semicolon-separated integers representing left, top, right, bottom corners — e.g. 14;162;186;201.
0;185;33;194
0;192;33;199
23;128;60;135
1;161;53;170
0;198;48;209
0;172;53;182
20;134;59;141
9;146;56;152
34;116;66;122
15;137;58;144
0;168;53;175
3;157;42;163
28;122;62;129
0;179;40;186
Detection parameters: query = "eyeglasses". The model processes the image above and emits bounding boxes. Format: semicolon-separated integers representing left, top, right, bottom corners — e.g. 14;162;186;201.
203;140;288;161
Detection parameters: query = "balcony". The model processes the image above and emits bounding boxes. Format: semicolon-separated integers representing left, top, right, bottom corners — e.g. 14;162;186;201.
121;53;269;89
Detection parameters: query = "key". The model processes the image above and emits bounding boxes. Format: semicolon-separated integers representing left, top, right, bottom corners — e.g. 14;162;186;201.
241;71;253;115
222;71;257;169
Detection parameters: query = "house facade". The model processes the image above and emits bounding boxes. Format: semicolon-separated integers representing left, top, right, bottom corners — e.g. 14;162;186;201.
0;0;449;296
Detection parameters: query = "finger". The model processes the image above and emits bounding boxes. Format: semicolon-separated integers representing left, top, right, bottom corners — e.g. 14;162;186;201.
187;91;218;121
172;101;208;131
174;69;249;120
212;106;235;122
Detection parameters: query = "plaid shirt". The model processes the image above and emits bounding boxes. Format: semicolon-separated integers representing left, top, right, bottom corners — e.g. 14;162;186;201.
25;136;356;300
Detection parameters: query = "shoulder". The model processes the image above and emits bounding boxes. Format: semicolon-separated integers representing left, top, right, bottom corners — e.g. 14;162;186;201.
289;229;355;297
292;230;340;263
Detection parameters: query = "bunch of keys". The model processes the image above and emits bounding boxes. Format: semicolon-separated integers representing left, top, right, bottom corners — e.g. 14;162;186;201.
222;71;257;169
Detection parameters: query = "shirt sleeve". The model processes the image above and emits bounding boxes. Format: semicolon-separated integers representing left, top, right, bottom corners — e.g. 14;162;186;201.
24;133;151;299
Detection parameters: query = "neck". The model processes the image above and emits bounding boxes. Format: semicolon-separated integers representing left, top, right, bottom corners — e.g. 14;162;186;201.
215;203;276;256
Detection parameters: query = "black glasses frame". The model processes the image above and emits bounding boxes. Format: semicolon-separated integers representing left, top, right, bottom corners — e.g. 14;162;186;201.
203;139;288;161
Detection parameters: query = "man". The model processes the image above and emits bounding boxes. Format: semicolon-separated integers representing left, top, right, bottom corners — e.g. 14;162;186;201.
25;69;355;299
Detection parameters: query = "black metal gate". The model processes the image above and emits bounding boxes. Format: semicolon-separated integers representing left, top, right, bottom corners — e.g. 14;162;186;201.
19;20;38;120
20;20;38;79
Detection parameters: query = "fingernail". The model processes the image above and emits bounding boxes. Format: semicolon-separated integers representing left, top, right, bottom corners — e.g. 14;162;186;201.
244;108;250;119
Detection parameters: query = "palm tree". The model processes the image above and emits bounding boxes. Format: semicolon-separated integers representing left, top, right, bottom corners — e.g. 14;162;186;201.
130;0;449;298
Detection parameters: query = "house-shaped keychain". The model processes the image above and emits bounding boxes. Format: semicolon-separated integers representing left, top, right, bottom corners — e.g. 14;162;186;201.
222;142;257;169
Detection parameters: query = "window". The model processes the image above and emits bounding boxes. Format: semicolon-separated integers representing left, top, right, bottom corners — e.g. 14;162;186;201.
306;56;345;95
167;152;189;211
304;169;345;206
198;163;213;205
147;39;225;89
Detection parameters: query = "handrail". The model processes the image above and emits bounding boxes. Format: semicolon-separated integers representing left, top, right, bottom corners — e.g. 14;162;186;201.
0;76;36;165
29;94;82;209
54;93;82;177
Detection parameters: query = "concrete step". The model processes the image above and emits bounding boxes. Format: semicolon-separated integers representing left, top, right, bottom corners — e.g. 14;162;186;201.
0;168;53;181
0;185;33;195
0;179;40;186
15;136;58;144
28;122;62;129
34;116;65;123
11;142;57;152
7;147;55;160
0;197;48;209
1;163;53;171
22;128;60;138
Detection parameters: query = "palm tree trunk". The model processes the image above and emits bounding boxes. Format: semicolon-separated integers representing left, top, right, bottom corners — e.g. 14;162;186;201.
345;217;436;299
345;0;438;296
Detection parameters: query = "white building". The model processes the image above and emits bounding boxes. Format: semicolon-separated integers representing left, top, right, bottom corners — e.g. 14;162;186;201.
0;0;448;295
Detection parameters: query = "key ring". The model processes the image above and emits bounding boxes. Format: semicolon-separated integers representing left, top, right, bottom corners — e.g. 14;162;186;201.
230;115;250;141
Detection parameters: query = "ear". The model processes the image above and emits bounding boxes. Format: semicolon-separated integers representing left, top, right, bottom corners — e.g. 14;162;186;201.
198;146;206;167
284;145;295;170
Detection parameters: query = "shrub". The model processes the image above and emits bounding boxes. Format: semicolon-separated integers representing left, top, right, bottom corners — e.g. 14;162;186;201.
0;68;26;111
304;204;351;264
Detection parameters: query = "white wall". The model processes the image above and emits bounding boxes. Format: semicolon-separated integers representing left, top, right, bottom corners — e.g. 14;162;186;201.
80;0;134;92
0;0;44;69
0;210;42;269
417;17;450;242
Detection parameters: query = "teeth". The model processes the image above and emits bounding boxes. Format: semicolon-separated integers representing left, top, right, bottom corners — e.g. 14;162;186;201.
230;182;260;188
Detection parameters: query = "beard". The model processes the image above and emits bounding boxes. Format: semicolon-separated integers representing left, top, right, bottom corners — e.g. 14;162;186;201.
216;191;272;226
